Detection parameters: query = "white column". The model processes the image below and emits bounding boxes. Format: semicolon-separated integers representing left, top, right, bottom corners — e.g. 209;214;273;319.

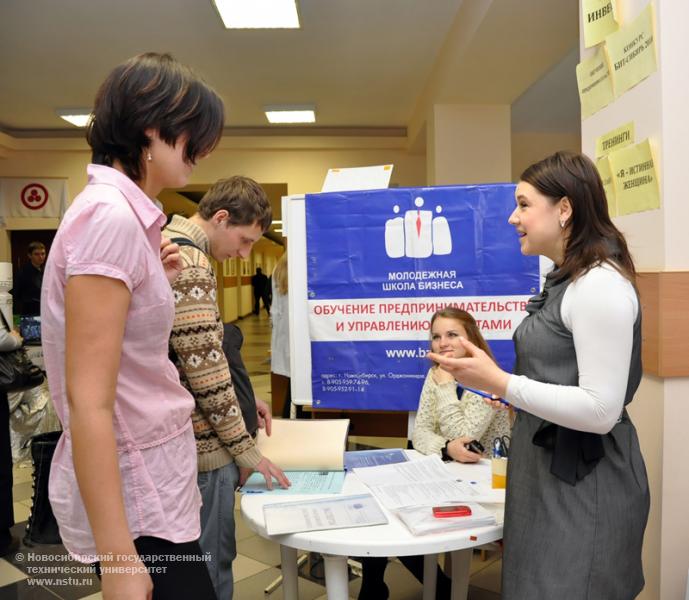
580;1;689;598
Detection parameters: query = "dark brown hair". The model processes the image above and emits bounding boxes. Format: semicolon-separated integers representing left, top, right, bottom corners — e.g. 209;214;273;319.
87;53;224;183
430;307;496;362
520;151;636;284
198;176;272;232
27;242;46;254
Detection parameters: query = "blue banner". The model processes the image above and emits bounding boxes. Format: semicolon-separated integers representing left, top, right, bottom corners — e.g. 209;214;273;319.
306;184;539;411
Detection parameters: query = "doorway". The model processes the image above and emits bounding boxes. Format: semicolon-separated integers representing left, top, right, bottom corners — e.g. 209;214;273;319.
10;229;56;281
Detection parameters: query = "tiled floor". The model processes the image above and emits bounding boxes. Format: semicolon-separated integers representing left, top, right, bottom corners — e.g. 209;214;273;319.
0;312;502;599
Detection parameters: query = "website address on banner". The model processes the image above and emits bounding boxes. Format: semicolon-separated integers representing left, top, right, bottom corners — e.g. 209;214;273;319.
28;577;92;587
385;347;429;359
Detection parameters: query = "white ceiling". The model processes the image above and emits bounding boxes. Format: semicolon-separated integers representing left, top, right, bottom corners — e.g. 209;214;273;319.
512;46;581;134
0;0;579;134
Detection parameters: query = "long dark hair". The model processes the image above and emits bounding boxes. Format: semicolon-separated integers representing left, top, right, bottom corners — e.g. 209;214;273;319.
520;151;636;285
87;53;224;183
430;307;496;362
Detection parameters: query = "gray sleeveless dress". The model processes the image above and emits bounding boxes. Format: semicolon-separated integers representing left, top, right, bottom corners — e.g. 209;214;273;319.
501;272;650;600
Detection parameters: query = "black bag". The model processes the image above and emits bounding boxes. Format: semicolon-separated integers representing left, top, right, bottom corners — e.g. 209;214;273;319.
23;431;62;545
0;311;44;392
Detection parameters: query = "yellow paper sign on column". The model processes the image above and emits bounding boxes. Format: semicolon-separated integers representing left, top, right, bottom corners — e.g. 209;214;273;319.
596;121;634;158
596;156;617;217
576;47;614;119
582;0;619;48
608;139;660;216
605;4;658;97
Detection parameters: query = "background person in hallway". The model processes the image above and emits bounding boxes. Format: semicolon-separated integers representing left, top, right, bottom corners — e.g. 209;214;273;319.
251;266;270;315
164;176;290;600
430;151;649;600
12;241;46;315
0;312;23;556
41;52;224;600
270;251;301;418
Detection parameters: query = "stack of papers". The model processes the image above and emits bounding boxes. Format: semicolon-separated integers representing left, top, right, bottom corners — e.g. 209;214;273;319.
395;502;496;536
263;494;388;535
353;455;503;510
344;448;408;470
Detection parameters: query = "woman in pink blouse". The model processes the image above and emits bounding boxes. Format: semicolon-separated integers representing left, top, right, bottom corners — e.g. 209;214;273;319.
41;53;224;600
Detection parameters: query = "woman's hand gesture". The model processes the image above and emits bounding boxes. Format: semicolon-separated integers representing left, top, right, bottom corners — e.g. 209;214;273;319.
428;337;510;399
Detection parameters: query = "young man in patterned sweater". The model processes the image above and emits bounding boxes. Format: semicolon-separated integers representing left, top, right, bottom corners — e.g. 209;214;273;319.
164;176;289;600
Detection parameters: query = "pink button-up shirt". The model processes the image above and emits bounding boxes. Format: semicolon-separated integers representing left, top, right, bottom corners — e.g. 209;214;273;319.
42;164;201;562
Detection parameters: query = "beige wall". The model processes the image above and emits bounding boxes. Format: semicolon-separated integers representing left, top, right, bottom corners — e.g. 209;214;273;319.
511;130;581;181
0;135;426;200
222;287;239;323
428;104;511;185
0;136;423;321
195;144;426;195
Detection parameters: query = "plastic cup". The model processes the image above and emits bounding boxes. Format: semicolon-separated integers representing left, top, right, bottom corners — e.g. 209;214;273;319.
491;457;508;489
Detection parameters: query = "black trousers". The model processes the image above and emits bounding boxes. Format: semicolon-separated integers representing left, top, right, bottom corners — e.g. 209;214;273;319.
95;536;217;600
358;555;451;600
0;390;14;543
253;291;271;314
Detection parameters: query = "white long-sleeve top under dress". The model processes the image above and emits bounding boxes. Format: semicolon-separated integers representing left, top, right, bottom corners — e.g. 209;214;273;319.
505;263;638;433
411;367;511;458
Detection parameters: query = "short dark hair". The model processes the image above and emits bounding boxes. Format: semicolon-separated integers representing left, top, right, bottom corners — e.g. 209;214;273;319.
27;242;45;254
520;151;636;285
87;52;225;183
198;176;272;232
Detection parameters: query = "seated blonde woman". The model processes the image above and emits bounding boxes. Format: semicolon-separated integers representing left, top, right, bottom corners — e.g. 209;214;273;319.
359;307;511;600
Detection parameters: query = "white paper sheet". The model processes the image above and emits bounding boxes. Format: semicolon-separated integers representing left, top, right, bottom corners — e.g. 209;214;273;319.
354;455;503;509
263;493;388;535
353;454;450;485
321;164;393;193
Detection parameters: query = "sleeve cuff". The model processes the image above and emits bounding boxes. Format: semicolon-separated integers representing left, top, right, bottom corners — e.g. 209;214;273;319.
417;436;446;457
505;374;523;408
67;262;134;293
233;446;263;469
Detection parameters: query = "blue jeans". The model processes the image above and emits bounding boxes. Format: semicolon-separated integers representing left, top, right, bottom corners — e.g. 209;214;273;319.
198;462;240;600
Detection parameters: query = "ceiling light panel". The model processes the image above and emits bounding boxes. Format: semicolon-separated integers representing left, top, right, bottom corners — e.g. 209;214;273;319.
265;105;315;124
213;0;300;29
55;109;92;127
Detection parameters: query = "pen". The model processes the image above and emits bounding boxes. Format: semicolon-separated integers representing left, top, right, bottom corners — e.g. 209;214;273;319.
464;386;510;407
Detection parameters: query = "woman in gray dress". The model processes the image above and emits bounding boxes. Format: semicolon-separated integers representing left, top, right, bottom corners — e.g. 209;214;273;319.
429;151;649;599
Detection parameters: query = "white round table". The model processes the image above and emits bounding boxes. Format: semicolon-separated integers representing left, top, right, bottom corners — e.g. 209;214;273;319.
240;455;504;600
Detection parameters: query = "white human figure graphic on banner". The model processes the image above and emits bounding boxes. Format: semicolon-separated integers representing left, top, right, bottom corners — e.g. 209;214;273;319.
432;205;452;255
384;197;454;259
404;197;433;258
384;205;405;258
